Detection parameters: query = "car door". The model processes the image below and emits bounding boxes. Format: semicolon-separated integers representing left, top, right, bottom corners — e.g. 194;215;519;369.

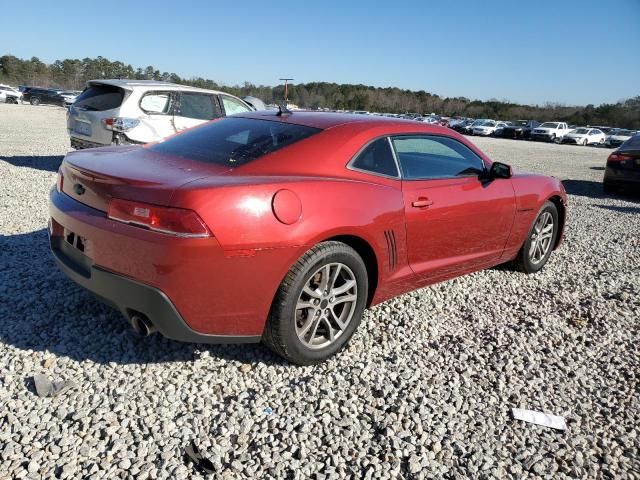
173;92;222;133
393;134;516;283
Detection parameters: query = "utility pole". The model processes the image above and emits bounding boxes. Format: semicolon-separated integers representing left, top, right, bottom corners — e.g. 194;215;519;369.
279;78;294;103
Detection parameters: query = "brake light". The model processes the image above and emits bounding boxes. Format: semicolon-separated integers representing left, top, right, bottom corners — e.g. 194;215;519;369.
607;153;632;163
107;199;211;238
102;117;140;131
57;169;64;192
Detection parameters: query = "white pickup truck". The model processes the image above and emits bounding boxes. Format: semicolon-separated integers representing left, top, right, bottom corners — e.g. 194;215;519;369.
531;122;572;143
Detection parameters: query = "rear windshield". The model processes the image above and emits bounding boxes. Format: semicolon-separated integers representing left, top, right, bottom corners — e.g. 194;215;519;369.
149;117;321;166
74;84;124;111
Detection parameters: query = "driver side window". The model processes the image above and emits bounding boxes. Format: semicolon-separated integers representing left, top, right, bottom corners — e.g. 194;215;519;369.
391;135;485;180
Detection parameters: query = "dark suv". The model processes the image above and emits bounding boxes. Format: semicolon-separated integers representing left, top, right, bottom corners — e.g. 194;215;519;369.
22;88;66;107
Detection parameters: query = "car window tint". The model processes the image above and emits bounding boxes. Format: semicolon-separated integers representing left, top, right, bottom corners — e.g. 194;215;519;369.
74;84;124;111
351;138;398;177
221;95;251;115
392;135;485;180
179;93;219;120
140;92;173;114
150;117;321;166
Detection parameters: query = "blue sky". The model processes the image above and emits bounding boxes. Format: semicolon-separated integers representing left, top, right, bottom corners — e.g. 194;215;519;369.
2;0;639;106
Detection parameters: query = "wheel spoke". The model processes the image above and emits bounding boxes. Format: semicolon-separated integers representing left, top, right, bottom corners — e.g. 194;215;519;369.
303;285;321;299
329;264;342;290
325;318;335;342
332;279;356;296
334;294;357;305
329;308;347;329
298;314;318;338
296;299;315;310
319;265;331;293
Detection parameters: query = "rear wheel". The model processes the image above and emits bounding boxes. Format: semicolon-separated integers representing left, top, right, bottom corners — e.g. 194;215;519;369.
30;97;40;106
263;241;368;365
514;201;559;274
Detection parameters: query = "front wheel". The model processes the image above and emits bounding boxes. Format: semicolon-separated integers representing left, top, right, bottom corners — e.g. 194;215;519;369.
263;241;368;365
549;134;556;143
514;201;559;274
30;97;40;106
582;139;588;146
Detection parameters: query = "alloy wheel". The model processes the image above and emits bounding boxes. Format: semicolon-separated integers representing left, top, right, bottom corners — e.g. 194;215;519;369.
528;212;554;264
295;262;358;350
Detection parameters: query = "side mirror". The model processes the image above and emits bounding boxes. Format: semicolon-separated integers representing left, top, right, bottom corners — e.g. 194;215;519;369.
489;162;512;179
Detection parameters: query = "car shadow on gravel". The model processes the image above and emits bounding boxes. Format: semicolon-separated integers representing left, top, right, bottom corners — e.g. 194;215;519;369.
0;155;65;173
595;204;640;214
0;228;285;366
562;179;640;202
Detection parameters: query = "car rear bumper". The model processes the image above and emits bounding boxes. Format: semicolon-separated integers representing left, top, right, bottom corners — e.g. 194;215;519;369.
49;234;260;344
70;136;109;150
48;187;295;340
604;166;640;190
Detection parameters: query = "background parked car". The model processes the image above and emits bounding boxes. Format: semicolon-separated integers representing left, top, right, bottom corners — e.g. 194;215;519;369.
22;87;67;106
561;128;606;146
60;90;81;107
605;129;637;148
499;120;540;139
0;84;22;103
464;119;492;135
472;120;504;136
67;79;258;149
603;133;640;194
450;119;475;133
531;122;572;143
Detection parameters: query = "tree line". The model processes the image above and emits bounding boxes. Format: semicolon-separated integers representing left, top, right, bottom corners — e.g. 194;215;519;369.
1;54;639;128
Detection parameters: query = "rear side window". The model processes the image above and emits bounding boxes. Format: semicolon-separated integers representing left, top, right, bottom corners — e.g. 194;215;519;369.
140;91;174;114
74;84;124;111
350;138;399;177
178;93;220;120
149;117;321;166
392;135;485;180
221;95;251;115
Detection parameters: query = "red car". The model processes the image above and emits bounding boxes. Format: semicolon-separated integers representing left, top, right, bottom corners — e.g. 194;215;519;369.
49;111;567;364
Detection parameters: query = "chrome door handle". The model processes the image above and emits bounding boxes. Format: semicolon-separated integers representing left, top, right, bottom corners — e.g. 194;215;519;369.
412;198;434;208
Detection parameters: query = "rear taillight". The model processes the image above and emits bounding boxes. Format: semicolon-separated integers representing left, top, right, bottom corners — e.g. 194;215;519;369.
607;153;632;163
102;117;140;132
107;199;210;238
57;169;64;192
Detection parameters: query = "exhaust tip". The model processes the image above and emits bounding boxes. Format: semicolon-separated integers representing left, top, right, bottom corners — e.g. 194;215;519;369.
130;314;157;336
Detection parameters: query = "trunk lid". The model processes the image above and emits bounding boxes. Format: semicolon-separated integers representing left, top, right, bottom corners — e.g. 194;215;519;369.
61;145;231;211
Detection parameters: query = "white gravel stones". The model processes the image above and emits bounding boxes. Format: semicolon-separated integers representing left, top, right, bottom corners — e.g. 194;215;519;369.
1;103;639;478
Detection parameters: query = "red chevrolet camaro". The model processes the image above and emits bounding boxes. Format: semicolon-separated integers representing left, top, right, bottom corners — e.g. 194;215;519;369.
50;111;567;364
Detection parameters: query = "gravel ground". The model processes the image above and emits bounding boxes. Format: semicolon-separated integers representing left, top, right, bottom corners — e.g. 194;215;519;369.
1;103;639;479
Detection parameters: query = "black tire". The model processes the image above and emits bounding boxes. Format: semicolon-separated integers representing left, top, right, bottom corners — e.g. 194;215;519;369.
549;134;556;143
514;201;559;274
263;241;368;365
30;97;40;106
582;139;588;146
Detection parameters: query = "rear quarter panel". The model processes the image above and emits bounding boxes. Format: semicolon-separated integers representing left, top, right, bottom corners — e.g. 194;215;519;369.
173;176;408;309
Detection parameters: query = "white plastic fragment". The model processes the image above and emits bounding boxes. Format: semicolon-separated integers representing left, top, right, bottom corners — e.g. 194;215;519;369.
511;408;567;430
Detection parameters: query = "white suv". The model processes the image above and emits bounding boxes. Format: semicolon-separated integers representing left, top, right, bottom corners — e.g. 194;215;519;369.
0;84;22;104
67;80;256;149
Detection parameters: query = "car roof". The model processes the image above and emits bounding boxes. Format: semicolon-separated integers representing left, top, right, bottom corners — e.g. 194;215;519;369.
88;79;228;95
235;110;455;131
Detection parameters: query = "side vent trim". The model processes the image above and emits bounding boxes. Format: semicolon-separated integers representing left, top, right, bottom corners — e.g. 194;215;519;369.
384;230;397;271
